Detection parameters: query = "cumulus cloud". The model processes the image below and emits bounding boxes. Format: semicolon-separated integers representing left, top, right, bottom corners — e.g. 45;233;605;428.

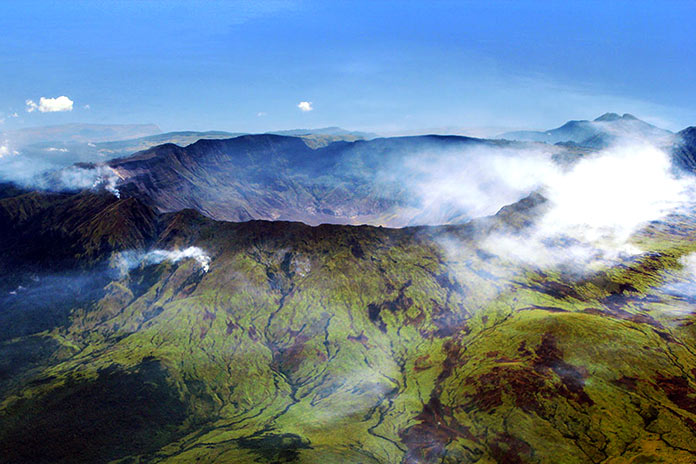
26;96;74;113
297;101;313;112
114;247;212;274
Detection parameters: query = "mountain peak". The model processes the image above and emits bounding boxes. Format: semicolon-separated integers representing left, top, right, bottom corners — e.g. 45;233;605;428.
679;126;696;138
594;112;640;122
499;112;670;148
594;112;622;122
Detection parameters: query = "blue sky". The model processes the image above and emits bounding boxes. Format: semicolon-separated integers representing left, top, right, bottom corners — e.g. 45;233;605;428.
1;0;695;134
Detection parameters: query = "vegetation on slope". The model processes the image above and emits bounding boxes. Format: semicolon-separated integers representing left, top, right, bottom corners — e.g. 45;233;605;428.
1;189;696;463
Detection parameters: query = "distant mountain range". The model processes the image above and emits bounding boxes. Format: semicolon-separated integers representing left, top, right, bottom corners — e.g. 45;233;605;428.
0;125;377;182
499;112;674;148
1;123;162;145
104;113;696;227
108;134;576;226
94;127;375;157
7;113;692;228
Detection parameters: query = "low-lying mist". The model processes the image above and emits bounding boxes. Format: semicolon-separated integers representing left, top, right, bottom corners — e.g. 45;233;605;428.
472;142;691;270
0;139;123;197
0;123;145;199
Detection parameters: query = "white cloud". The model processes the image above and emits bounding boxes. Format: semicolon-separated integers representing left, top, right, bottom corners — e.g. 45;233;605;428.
26;96;74;113
297;101;313;112
257;111;267;117
83;104;90;110
539;144;686;244
0;141;18;159
10;112;18;118
477;142;691;269
403;146;554;223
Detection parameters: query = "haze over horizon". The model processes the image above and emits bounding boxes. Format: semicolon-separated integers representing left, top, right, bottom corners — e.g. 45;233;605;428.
1;0;695;135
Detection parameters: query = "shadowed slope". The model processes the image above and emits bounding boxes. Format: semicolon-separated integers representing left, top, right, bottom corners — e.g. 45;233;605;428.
109;134;569;227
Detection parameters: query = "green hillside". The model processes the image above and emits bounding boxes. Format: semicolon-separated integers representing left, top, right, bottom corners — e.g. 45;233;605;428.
2;190;696;463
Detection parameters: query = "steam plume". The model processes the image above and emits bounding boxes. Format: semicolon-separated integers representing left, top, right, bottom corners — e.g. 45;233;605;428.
114;247;212;274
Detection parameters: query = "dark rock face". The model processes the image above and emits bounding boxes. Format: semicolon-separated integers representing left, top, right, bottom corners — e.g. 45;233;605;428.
673;127;696;172
108;134;566;227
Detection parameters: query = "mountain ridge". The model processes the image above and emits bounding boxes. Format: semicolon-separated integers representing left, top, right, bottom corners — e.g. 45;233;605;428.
107;133;574;227
498;113;673;148
1;123;162;145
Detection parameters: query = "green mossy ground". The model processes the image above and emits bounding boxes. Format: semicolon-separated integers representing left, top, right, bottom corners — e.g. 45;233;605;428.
2;193;696;463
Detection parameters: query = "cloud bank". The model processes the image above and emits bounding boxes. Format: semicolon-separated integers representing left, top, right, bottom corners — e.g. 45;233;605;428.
397;145;556;224
465;142;692;270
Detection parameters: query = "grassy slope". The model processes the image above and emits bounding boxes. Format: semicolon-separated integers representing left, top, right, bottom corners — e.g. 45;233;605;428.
1;192;696;463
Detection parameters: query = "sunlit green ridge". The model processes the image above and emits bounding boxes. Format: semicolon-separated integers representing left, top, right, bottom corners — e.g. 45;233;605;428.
2;187;696;463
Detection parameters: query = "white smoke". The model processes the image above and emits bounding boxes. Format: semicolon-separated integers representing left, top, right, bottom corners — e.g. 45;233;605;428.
679;253;696;278
36;165;122;198
0;137;122;197
114;247;212;274
541;144;687;242
652;252;696;314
